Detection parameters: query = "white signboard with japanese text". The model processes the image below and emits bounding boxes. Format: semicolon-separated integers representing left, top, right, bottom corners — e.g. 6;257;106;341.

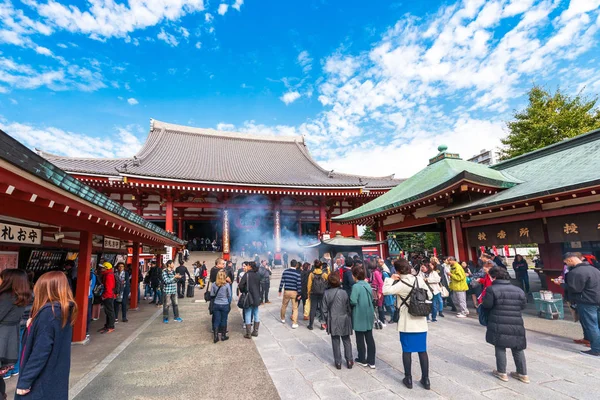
0;223;41;245
103;236;121;250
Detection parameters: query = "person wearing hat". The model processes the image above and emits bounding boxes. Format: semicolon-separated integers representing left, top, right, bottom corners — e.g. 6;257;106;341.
98;262;116;334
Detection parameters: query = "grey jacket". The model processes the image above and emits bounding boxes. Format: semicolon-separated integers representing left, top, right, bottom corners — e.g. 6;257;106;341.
322;287;353;337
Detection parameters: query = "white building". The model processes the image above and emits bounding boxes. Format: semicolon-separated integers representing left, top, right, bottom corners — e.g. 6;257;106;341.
467;148;502;166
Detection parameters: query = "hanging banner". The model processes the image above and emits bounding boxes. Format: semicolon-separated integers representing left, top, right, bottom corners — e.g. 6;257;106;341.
0;223;41;245
492;246;498;256
546;212;600;243
222;209;230;255
467;220;544;246
274;209;281;253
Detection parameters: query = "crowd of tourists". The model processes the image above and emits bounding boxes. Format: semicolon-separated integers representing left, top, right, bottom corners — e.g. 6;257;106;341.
201;248;600;392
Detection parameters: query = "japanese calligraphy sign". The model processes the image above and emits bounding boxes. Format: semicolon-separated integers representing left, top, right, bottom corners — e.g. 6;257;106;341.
547;212;600;243
0;223;41;245
103;236;121;250
467;219;544;246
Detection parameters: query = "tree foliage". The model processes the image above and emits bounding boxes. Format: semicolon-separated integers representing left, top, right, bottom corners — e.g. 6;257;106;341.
391;232;441;253
501;86;600;160
361;226;376;241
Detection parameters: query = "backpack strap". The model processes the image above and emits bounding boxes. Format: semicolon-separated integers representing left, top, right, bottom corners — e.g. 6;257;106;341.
398;279;415;309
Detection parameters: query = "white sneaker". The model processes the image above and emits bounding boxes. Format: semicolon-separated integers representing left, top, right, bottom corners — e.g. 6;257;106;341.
456;314;467;318
281;319;285;324
292;324;298;329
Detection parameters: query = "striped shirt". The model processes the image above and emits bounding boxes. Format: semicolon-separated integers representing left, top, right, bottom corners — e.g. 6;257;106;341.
278;268;302;293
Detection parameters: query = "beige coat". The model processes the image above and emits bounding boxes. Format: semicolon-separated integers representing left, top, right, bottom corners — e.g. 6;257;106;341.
382;274;432;333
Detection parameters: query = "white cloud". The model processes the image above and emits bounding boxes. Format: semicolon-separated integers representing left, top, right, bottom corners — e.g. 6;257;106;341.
195;41;202;49
205;13;214;22
216;122;235;130
232;0;244;11
10;98;17;104
34;46;52;56
157;28;179;46
297;50;313;74
218;4;229;15
27;0;205;40
56;43;67;48
0;119;145;158
280;91;301;105
127;98;138;105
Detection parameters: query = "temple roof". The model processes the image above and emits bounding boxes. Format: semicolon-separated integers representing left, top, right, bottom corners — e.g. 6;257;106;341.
40;119;402;190
333;150;522;222
432;128;600;217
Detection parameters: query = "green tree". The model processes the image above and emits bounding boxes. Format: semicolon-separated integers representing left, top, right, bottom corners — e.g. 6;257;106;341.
361;226;376;241
501;86;600;159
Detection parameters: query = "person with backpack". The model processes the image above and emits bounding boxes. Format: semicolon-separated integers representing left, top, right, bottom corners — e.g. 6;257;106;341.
301;262;311;321
322;273;353;370
482;266;528;383
210;270;232;343
350;264;376;369
149;263;162;305
341;259;355;298
370;261;386;327
87;266;100;339
98;262;116;334
307;260;328;330
383;258;433;390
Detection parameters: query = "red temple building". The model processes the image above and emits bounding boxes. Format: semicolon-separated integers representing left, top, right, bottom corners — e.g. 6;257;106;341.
39;119;401;262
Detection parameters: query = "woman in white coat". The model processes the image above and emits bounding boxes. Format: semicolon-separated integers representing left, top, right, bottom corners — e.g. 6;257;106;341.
383;259;433;391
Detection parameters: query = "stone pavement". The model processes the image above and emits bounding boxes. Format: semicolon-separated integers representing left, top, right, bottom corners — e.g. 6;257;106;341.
256;271;600;400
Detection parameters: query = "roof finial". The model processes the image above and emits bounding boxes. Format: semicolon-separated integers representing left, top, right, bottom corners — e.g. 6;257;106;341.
437;144;448;153
150;118;155;131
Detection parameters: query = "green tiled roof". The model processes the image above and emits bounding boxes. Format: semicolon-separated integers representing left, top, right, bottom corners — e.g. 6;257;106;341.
0;129;185;246
433;128;600;217
334;155;521;222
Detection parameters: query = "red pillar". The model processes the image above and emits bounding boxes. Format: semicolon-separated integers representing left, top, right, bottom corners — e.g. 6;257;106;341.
352;224;358;238
130;242;140;310
454;218;468;262
319;199;327;237
165;197;174;233
178;217;183;239
73;231;92;343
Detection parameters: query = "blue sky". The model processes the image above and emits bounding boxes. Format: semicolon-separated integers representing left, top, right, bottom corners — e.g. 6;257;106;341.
1;0;600;177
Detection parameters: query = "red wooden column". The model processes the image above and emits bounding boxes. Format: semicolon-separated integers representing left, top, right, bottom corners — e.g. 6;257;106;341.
130;242;140;310
73;231;92;343
454;218;468;262
445;219;455;258
352;224;358;238
319;198;327;237
165;197;174;233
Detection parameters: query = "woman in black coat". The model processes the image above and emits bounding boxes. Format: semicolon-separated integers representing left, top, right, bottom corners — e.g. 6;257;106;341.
482;267;529;384
238;262;261;339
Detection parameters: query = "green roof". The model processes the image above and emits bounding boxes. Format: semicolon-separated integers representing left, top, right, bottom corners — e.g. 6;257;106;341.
0;129;184;246
334;154;521;222
433;128;600;217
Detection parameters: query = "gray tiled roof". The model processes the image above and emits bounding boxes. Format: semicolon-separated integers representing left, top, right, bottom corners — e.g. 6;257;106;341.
41;119;402;189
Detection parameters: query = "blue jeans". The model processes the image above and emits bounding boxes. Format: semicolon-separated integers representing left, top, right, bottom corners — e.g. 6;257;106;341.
517;273;530;293
212;303;230;330
144;284;153;298
431;293;443;321
12;326;25;374
244;306;260;324
578;303;600;353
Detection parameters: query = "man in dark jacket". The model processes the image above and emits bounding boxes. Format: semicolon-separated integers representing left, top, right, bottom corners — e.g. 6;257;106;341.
342;259;355;298
482;267;528;382
259;260;272;304
175;262;191;298
564;253;600;357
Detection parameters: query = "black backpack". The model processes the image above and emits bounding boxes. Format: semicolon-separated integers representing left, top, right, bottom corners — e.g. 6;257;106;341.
92;273;104;297
399;278;431;317
311;273;327;295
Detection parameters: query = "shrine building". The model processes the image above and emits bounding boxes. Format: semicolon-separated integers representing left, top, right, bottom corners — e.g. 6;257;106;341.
335;129;600;293
39;119;401;262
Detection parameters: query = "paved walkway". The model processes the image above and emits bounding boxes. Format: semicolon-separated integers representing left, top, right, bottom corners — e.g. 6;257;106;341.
256;271;600;400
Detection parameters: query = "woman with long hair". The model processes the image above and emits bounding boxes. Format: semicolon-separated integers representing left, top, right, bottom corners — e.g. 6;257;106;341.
15;271;78;399
210;270;232;343
0;269;32;399
421;261;443;322
238;262;261;339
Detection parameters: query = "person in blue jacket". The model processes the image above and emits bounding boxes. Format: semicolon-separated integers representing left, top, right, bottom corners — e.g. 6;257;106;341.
16;271;78;400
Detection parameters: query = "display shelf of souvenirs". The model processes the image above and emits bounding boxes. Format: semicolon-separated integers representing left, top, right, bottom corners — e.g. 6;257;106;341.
27;249;67;272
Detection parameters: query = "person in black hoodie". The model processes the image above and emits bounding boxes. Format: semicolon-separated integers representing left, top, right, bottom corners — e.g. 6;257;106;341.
16;271;77;399
564;252;600;357
482;267;529;384
238;261;261;338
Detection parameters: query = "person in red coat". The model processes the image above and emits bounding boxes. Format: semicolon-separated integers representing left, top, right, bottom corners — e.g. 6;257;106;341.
99;262;116;334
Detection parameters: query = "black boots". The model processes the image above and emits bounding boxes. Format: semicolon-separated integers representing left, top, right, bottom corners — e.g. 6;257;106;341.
252;322;260;337
244;324;252;339
420;377;431;390
221;326;229;341
213;330;219;343
403;376;413;389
